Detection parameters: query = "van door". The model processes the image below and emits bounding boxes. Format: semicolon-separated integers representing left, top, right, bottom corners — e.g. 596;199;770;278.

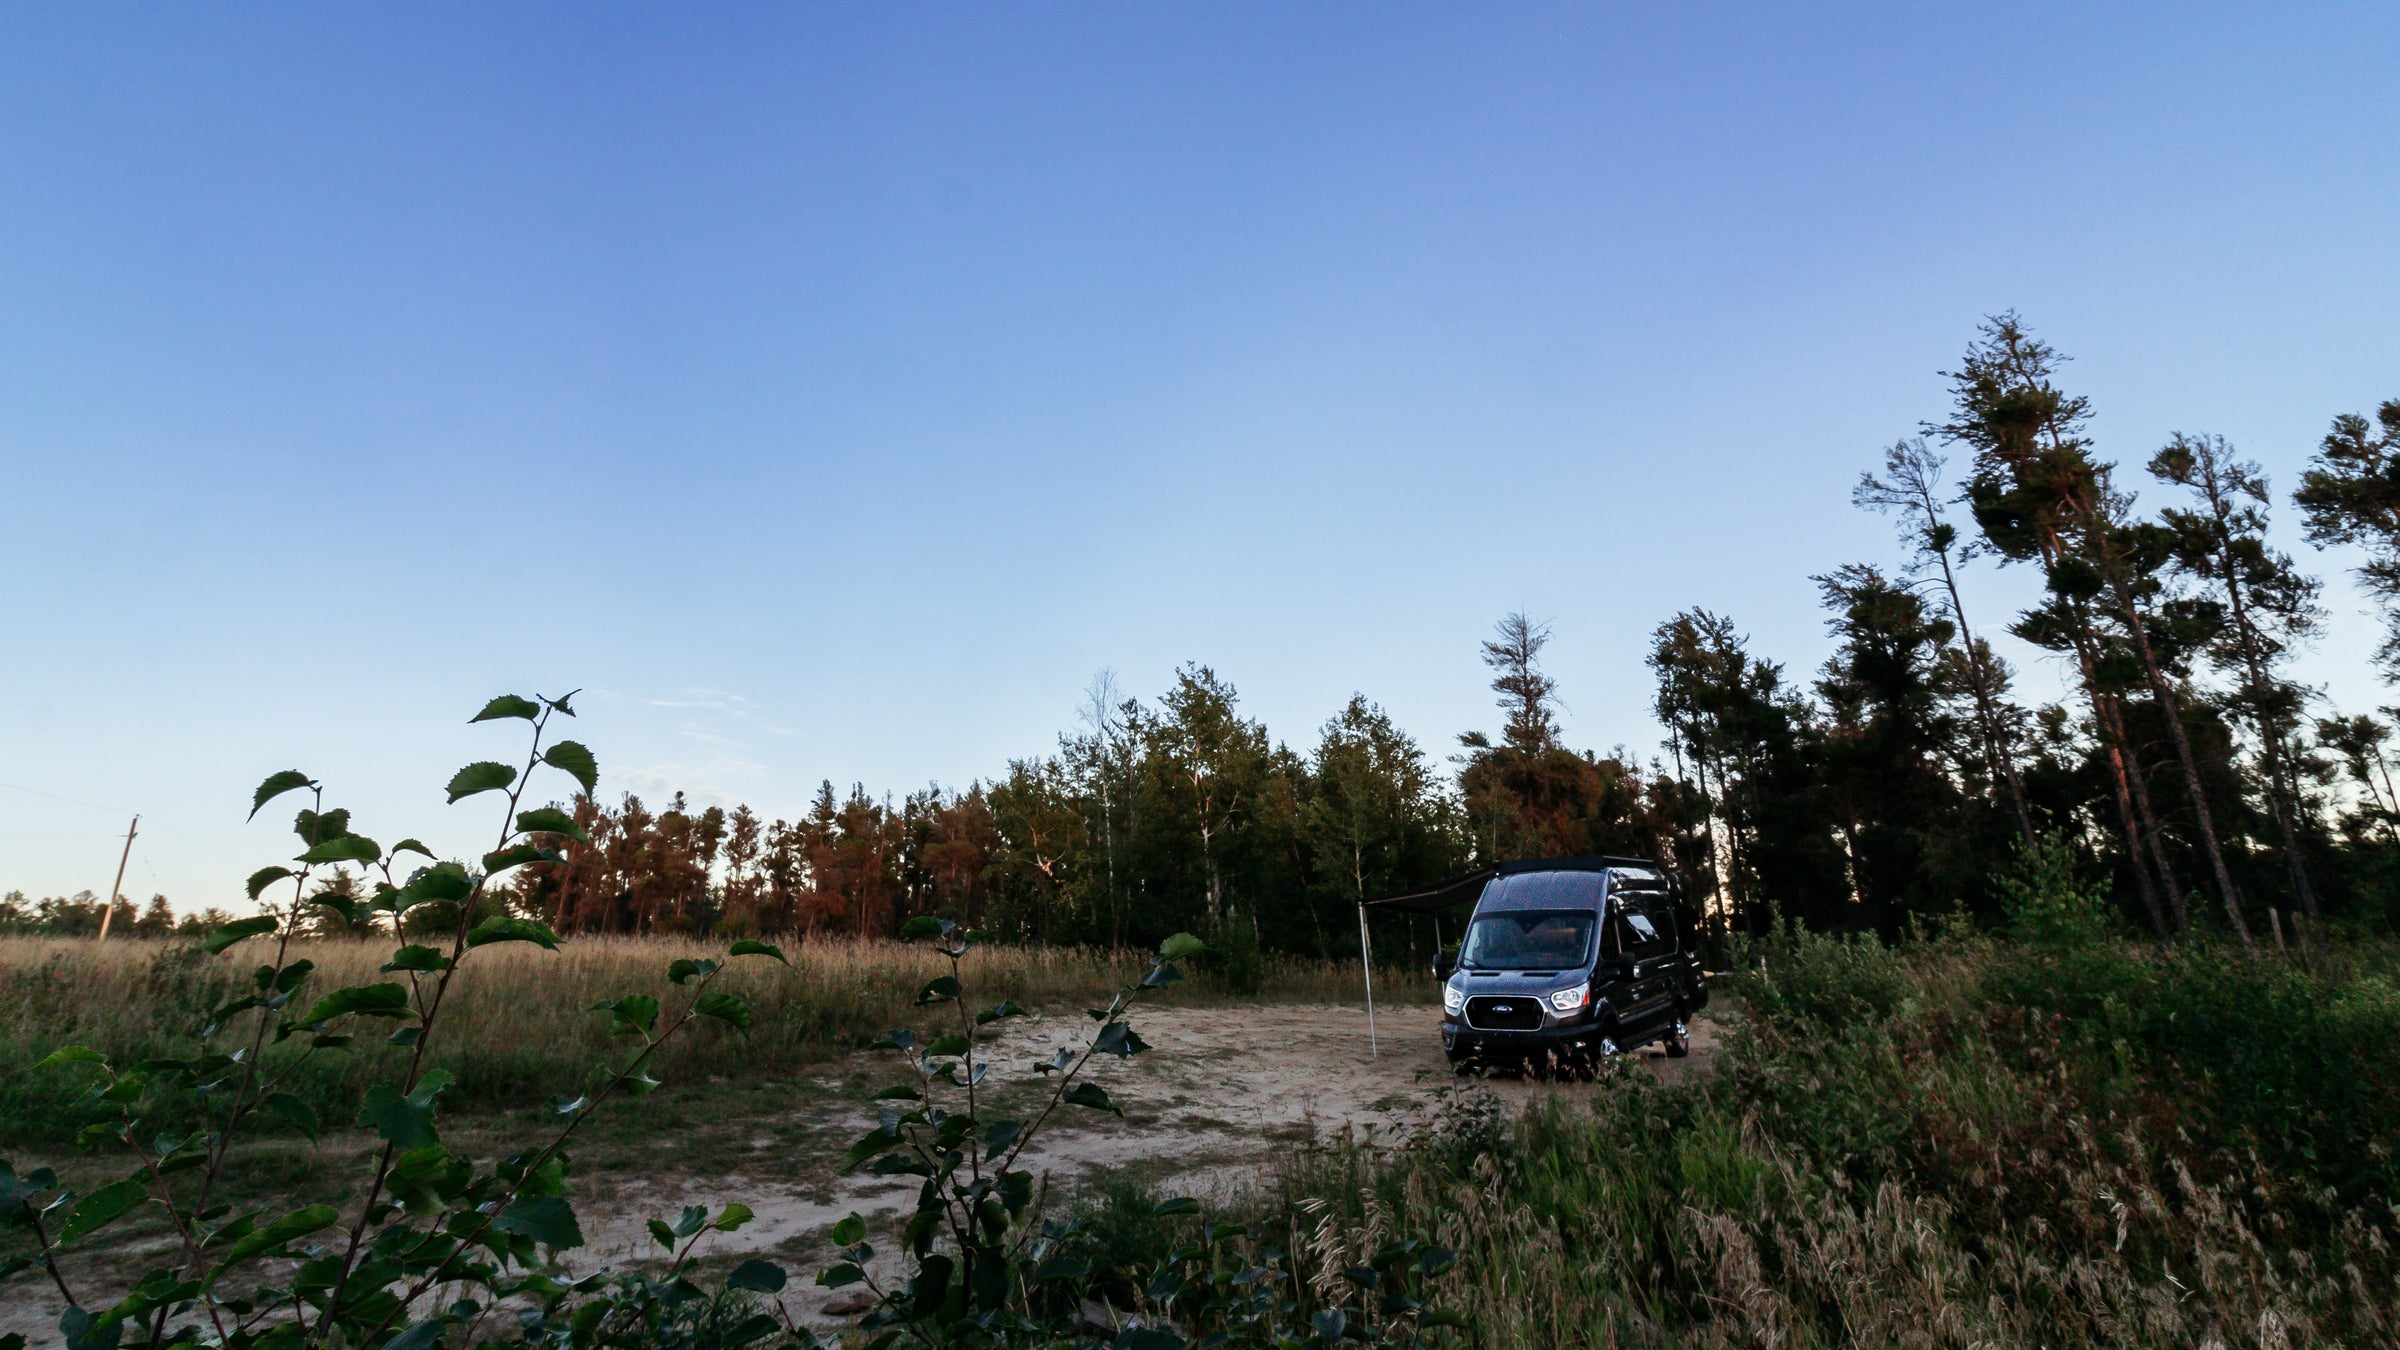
1606;894;1679;1035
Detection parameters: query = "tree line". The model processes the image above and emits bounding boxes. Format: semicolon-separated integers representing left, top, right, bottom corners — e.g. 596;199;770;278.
16;314;2399;955
496;317;2400;955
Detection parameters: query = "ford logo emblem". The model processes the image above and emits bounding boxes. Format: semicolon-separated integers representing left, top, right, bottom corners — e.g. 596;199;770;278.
1493;1003;1513;1012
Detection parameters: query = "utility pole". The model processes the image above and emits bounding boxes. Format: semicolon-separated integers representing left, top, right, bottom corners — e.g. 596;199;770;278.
96;815;138;942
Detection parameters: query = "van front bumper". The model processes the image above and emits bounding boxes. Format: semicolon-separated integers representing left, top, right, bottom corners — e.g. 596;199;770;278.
1441;1018;1606;1063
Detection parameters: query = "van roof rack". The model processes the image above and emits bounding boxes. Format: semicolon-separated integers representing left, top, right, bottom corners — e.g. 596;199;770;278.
1361;855;1675;915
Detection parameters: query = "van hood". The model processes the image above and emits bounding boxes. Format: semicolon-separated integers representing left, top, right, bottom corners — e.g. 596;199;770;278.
1450;967;1587;997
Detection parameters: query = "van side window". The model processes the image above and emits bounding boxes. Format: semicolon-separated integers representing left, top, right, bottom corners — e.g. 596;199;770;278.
1610;897;1674;960
1637;898;1679;955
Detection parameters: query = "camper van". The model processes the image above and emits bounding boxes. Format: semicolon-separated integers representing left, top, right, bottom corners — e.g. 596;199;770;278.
1431;860;1705;1070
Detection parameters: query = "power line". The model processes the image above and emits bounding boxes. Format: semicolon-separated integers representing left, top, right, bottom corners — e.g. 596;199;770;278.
0;777;127;814
0;778;248;865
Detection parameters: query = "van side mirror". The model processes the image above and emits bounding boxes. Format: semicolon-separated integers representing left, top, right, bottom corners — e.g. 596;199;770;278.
1432;951;1456;980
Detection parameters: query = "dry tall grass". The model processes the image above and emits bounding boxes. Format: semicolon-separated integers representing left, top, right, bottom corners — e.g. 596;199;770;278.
0;933;1427;1141
1275;931;2400;1348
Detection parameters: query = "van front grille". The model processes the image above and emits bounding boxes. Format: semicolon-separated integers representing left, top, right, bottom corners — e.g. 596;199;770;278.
1465;996;1543;1031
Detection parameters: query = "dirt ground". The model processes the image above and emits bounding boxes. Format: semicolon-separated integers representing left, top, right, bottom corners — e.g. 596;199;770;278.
575;1001;1721;1322
1;1002;1720;1339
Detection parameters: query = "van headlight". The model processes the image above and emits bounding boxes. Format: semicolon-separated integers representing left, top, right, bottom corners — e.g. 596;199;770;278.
1443;983;1465;1014
1549;983;1589;1013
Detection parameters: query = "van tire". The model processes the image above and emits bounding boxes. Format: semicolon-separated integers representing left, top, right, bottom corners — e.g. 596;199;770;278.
1663;1020;1690;1058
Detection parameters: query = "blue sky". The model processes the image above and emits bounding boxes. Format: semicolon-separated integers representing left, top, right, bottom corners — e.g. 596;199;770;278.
4;5;2397;911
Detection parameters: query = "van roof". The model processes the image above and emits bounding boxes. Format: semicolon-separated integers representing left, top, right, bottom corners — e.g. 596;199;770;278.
1361;854;1675;915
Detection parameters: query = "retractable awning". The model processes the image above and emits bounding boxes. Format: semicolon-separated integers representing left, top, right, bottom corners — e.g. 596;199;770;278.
1361;855;1667;915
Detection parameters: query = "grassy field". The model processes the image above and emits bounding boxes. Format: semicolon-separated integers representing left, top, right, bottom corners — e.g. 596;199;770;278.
1259;930;2400;1348
10;926;2399;1345
0;932;1428;1146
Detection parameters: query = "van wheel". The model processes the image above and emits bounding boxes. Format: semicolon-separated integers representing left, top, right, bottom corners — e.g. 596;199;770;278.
1663;1020;1690;1058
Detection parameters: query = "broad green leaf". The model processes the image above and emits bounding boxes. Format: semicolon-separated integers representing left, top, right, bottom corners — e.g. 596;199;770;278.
897;915;946;941
204;916;281;955
292;807;350;847
259;1093;320;1141
465;916;560;950
297;836;380;865
841;1127;900;1171
248;771;313;822
495;1194;583;1249
1158;932;1206;962
58;1307;115;1350
592;994;659;1037
381;945;452;974
37;1046;107;1070
308;893;368;927
830;1214;866;1247
445;761;517;804
390;838;436;860
646;1218;676;1252
481;843;561;874
728;939;787;964
872;1082;922;1101
294;983;410;1027
481;843;560;874
980;1120;1024;1159
244;867;294;901
357;1086;439;1150
816;1262;864;1289
410;862;475;903
1093;1021;1149;1057
1062;1083;1120;1115
59;1178;151;1243
513;807;589;843
542;741;598;795
925;1033;970;1058
726;1259;786;1293
693;992;751;1031
1152;1197;1201;1218
716;1202;754;1232
207;1204;337;1278
382;1323;441;1350
915;975;962;1005
384;1144;471;1213
470;694;542;724
667;957;718;985
974;1000;1028;1026
0;1161;57;1214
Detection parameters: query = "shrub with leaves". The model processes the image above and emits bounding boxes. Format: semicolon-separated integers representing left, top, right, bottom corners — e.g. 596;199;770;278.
1;694;812;1350
813;920;1464;1349
1;692;1463;1350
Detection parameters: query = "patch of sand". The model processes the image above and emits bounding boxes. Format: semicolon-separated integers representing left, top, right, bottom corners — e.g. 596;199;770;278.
0;1003;1720;1340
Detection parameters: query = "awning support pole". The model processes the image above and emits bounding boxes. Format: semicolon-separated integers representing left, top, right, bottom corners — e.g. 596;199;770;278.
1358;902;1378;1060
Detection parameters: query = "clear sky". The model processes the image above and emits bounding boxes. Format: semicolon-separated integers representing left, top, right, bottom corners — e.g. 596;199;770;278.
5;5;2397;912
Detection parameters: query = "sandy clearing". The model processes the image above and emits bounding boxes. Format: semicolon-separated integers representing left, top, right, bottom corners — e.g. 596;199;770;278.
571;1002;1720;1321
0;1002;1720;1340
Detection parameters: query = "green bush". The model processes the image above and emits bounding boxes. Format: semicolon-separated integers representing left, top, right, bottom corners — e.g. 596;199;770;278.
2;694;1464;1350
1265;924;2400;1347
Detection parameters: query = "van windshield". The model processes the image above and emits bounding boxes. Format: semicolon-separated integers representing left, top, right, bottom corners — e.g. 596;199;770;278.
1459;910;1596;970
